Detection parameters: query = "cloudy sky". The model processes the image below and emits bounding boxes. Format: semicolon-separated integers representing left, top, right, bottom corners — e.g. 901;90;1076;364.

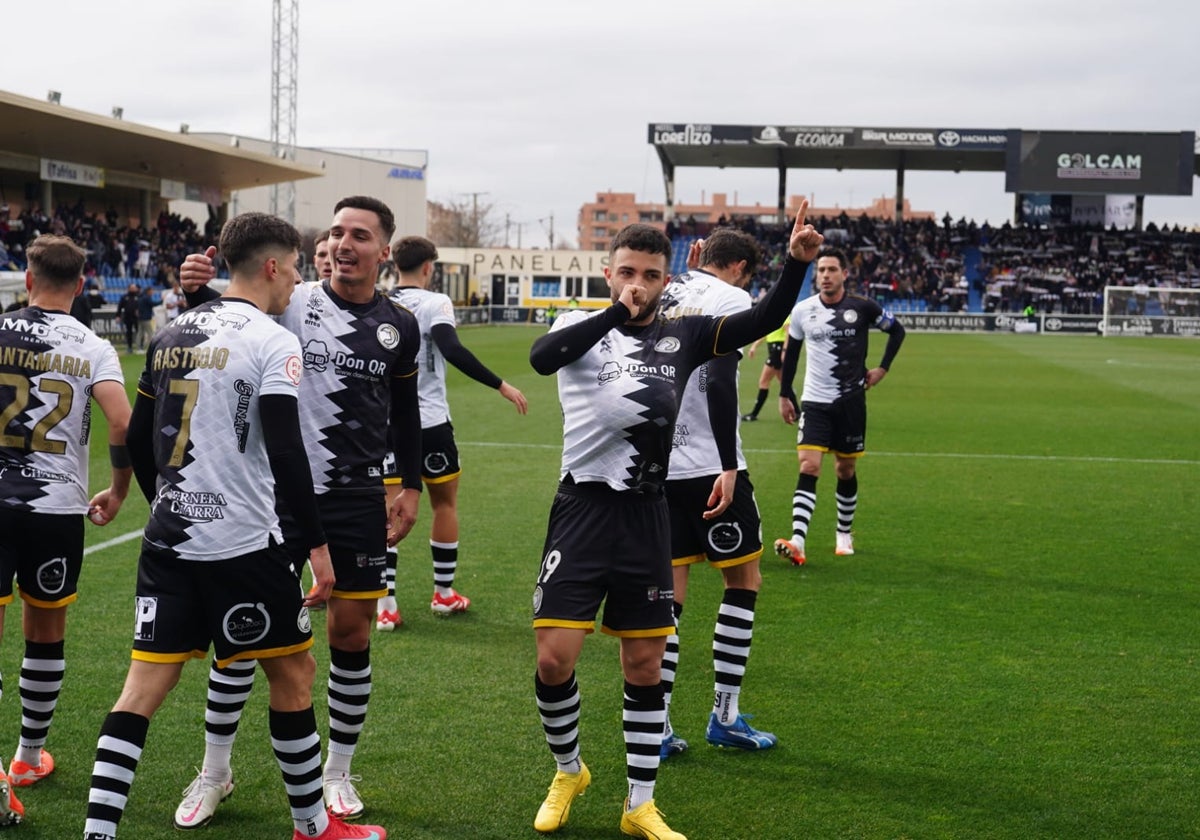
6;0;1199;247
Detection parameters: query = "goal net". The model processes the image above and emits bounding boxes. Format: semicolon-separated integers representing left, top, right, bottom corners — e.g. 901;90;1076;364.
1101;286;1200;337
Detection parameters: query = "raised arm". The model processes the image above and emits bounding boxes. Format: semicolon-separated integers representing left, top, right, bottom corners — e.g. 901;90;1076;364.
180;245;220;308
712;201;823;354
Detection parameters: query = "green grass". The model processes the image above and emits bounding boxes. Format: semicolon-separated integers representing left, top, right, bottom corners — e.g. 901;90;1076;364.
8;329;1200;839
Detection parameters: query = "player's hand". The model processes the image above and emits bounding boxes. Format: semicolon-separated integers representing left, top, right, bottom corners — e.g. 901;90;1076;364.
779;395;798;424
702;470;737;520
179;246;218;293
864;367;887;389
499;381;528;415
304;544;334;606
686;239;704;271
86;487;125;526
618;284;649;320
386;487;420;546
789;199;824;262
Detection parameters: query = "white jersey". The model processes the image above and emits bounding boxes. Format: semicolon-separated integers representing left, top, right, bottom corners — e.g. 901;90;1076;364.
277;280;419;494
659;270;751;478
787;292;894;403
139;299;302;561
0;307;124;514
550;309;726;493
388;286;457;428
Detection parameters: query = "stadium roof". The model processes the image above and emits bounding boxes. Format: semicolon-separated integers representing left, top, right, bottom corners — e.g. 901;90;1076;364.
649;124;1200;177
0;89;323;194
649;125;1012;174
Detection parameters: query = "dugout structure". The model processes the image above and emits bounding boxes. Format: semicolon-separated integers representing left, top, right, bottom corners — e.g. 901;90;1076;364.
648;124;1197;229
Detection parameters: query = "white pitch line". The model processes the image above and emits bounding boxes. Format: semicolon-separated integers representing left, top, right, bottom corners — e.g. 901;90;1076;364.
459;440;1200;467
83;528;143;556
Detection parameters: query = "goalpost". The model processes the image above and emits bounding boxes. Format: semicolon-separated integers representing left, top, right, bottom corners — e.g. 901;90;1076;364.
1101;286;1200;337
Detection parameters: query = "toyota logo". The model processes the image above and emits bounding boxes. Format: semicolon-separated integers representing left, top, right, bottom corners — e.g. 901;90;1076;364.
1045;318;1063;331
938;130;961;147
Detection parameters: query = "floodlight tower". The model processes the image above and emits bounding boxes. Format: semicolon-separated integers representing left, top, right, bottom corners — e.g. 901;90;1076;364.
270;0;299;223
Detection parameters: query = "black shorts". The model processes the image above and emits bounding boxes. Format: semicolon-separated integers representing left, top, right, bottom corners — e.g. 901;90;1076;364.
0;510;84;608
764;341;784;370
421;422;462;485
132;539;313;668
797;394;867;457
665;471;763;568
532;482;675;638
280;492;388;599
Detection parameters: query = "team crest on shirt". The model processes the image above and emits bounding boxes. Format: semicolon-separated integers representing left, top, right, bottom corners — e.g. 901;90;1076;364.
842;310;858;324
376;324;400;350
37;557;68;595
654;337;681;353
285;355;302;384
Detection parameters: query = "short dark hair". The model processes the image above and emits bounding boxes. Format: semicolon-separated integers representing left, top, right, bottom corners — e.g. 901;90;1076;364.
609;223;672;264
314;229;330;247
218;212;302;275
699;228;762;275
392;236;438;273
334;196;396;242
26;235;86;287
817;247;848;270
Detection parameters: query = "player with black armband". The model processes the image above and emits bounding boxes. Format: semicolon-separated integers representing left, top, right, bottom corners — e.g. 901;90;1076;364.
0;234;133;827
773;246;906;566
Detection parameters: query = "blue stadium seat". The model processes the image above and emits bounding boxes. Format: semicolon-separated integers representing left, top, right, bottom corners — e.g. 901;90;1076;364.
670;235;699;276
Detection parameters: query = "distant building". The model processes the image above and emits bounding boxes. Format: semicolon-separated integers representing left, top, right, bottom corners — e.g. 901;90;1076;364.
577;191;934;252
174;135;428;238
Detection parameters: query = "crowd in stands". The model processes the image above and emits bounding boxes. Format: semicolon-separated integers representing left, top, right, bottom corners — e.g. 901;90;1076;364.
1;200;217;305
4;201;1199;318
670;212;1200;315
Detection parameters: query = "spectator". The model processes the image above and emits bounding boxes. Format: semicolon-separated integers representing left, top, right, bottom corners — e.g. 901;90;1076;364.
136;285;157;350
116;284;140;353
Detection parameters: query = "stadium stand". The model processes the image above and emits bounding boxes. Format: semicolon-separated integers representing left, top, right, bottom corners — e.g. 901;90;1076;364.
0;201;215;303
4;201;1198;316
668;212;1200;314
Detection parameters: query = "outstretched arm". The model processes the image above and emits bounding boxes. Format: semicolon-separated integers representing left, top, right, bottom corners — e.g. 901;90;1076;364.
431;323;528;413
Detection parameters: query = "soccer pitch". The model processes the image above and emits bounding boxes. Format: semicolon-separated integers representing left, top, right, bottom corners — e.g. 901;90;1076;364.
13;328;1199;839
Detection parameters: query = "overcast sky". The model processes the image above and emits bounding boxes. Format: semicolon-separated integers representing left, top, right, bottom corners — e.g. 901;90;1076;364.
6;0;1199;247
